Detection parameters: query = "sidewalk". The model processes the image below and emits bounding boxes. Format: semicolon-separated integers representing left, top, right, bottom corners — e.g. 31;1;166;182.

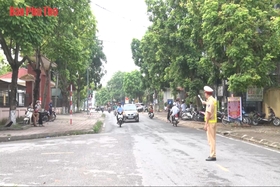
154;111;280;150
0;112;103;142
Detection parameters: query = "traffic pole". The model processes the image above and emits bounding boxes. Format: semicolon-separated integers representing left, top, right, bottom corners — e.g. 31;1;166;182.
70;84;72;125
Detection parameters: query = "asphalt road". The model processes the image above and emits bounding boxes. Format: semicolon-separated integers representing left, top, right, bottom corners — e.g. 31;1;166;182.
0;112;280;186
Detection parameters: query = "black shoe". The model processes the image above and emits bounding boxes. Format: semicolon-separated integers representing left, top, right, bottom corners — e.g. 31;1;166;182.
206;157;216;161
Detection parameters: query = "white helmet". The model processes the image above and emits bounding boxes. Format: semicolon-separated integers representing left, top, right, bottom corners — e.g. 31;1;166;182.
173;103;176;106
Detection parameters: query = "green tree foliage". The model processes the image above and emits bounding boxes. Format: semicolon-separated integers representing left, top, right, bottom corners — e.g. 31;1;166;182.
0;0;57;123
132;0;280;98
95;87;111;106
123;70;144;100
0;53;11;75
0;0;106;119
200;0;280;92
106;71;126;102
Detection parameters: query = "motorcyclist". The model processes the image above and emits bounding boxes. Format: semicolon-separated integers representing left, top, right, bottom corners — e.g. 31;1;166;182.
116;102;124;123
171;102;180;122
148;104;153;114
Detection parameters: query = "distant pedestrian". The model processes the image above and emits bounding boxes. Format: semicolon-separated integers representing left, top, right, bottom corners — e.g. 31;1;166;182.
166;104;171;123
48;100;53;121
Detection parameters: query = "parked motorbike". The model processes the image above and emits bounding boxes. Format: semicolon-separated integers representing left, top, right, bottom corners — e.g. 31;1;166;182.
47;110;57;121
117;112;124;127
23;107;34;125
42;110;50;122
195;109;205;122
222;108;250;126
217;110;225;122
148;110;154;119
251;107;280;126
181;108;196;120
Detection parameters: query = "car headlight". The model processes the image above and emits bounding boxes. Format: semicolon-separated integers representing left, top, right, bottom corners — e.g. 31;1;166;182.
134;112;138;115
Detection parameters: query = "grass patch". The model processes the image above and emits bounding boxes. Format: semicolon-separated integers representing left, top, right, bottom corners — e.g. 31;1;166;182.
0;116;25;126
93;120;103;133
101;114;105;118
0;118;8;126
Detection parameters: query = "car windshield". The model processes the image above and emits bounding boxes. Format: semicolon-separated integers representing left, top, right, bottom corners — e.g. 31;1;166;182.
124;105;137;111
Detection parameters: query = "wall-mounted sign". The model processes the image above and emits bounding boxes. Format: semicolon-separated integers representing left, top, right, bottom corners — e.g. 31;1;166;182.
246;87;263;101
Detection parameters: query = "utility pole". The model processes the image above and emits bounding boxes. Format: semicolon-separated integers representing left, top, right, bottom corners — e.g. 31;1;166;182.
87;68;89;115
54;72;58;112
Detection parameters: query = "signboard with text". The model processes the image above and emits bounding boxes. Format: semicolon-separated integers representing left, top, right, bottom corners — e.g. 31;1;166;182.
246;87;263;101
227;97;242;121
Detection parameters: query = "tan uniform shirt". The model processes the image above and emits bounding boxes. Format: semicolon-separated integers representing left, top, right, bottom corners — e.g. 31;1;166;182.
205;96;216;123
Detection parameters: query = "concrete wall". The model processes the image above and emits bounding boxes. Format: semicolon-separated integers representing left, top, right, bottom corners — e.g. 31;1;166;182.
163;88;172;102
263;88;280;117
0;107;26;120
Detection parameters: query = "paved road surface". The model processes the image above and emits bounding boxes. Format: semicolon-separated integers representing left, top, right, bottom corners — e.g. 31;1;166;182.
1;112;280;186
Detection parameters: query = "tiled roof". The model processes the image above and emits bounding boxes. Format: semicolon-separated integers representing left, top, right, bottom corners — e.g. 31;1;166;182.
0;68;28;78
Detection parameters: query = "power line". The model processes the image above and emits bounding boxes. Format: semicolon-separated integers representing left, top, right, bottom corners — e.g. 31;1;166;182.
94;3;150;29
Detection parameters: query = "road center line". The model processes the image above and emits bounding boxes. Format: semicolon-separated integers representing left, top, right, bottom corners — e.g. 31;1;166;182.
216;164;229;172
41;152;74;155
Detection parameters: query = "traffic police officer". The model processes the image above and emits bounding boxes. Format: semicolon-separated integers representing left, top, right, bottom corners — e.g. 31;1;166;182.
202;86;217;161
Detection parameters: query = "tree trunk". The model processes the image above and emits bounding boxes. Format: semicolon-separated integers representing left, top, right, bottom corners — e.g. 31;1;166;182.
33;69;41;108
32;50;41;109
42;69;50;110
61;89;69;114
9;67;19;124
76;90;81;111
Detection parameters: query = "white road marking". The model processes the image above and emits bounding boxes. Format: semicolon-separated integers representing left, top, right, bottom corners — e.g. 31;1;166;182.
216;164;229;172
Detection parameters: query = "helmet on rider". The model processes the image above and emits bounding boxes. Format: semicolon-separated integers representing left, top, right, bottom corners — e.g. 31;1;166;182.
181;99;185;103
173;102;176;106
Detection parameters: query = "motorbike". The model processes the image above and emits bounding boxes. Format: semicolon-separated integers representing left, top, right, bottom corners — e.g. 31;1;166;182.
195;109;205;122
42;110;50;122
148;110;154;119
181;108;197;120
171;112;179;127
222;108;249;126
117;112;124;127
217;110;225;122
23;107;34;125
251;107;280;126
47;110;56;121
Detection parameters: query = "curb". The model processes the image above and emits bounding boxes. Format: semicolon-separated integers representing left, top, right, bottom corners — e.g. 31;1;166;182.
217;130;280;150
155;114;280;150
0;129;95;143
0;119;105;143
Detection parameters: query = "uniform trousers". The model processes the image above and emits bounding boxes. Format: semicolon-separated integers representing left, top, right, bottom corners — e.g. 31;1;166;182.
207;123;217;158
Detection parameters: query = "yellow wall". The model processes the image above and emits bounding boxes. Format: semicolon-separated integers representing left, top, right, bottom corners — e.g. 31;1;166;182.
263;88;280;117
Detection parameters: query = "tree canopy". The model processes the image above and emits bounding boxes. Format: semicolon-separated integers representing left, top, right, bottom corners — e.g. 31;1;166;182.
0;0;106;123
131;0;280;98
